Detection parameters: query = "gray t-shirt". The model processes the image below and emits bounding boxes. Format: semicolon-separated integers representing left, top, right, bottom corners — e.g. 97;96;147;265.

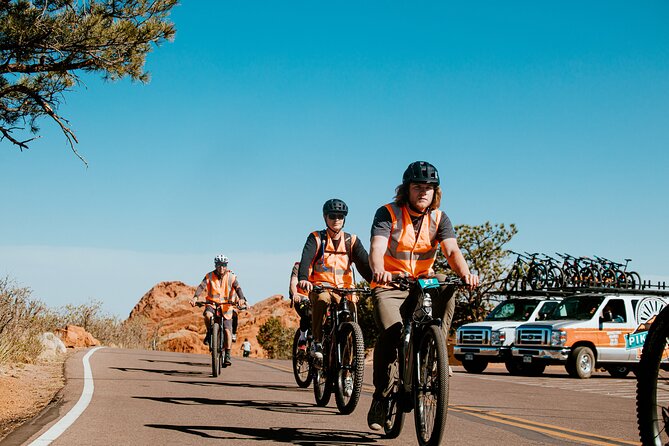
371;205;456;241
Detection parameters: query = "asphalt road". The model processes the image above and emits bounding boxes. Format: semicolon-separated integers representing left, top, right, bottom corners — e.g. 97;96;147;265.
6;348;641;445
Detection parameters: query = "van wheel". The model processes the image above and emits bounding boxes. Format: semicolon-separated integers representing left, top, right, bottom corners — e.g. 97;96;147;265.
566;346;595;379
462;358;488;374
505;360;525;376
527;363;546;376
606;365;630;378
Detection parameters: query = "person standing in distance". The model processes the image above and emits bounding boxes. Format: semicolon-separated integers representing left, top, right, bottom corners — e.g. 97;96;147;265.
366;161;479;431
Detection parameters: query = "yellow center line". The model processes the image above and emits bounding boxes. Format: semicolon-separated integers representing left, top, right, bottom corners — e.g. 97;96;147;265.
249;359;638;445
451;405;639;446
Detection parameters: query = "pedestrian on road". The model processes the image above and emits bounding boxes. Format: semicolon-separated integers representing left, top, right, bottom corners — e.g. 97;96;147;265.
241;338;252;357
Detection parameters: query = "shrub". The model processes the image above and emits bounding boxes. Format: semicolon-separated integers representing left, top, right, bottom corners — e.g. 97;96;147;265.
256;317;293;359
0;277;44;364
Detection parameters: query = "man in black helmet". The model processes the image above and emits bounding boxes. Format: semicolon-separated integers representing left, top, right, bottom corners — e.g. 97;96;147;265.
297;198;373;364
365;161;479;431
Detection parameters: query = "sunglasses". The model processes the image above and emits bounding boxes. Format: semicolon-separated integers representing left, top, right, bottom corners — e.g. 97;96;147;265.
327;213;345;220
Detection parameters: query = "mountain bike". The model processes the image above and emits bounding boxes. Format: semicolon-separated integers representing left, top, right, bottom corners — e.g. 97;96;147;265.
636;303;669;445
383;276;466;446
311;284;369;415
196;301;246;377
291;297;313;388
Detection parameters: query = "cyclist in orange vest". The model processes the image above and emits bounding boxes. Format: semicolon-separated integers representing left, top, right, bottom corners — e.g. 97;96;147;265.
191;254;247;367
297;199;373;364
366;161;479;431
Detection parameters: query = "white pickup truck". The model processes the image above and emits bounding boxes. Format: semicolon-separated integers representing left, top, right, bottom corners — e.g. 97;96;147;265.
454;297;562;374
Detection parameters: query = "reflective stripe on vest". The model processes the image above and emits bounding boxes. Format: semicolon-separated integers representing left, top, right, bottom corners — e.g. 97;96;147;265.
205;270;236;318
384;203;442;278
308;231;356;287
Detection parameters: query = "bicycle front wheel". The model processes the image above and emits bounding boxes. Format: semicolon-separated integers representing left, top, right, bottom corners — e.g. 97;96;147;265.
637;305;669;445
413;325;449;446
334;322;365;414
292;329;311;388
211;322;221;377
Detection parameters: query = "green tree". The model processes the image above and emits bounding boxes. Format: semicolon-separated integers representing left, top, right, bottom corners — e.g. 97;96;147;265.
0;0;177;162
256;317;293;359
434;222;518;330
355;281;378;349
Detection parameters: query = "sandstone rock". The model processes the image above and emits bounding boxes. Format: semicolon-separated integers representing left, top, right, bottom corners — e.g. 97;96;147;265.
37;332;67;360
55;325;100;348
128;281;299;358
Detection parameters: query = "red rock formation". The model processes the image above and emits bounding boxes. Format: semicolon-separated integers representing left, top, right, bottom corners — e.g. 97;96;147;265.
127;281;299;358
55;325;101;348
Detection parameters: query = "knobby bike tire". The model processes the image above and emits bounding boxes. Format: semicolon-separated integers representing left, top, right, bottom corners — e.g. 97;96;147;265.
637;305;669;445
413;325;449;446
314;339;332;407
334;322;365;414
527;264;548;290
384;361;406;439
292;329;311;388
629;271;642;290
547;266;564;288
211;321;221;377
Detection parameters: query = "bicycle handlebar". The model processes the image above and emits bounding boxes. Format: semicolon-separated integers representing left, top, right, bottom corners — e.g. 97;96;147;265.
194;300;247;310
312;284;371;295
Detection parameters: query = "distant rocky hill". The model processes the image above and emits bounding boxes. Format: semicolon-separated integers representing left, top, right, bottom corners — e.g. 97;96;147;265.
127;281;299;357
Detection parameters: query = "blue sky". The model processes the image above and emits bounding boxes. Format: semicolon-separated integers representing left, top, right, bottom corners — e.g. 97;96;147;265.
1;1;668;317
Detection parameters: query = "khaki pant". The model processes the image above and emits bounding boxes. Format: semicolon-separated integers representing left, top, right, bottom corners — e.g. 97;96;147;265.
371;274;455;399
309;290;342;343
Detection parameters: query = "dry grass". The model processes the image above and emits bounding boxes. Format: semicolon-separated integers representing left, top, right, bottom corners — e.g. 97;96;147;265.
0;276;150;365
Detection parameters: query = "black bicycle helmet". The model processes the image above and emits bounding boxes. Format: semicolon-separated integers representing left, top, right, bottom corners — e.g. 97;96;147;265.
322;198;348;216
402;161;440;185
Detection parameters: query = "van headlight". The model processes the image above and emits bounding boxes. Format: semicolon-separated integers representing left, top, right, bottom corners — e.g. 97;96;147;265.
551;330;567;346
491;330;506;346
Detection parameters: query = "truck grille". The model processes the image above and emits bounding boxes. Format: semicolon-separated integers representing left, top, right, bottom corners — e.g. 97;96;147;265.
457;328;491;346
516;327;550;346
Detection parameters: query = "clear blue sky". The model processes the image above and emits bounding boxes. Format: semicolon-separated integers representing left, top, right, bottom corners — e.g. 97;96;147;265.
1;1;668;317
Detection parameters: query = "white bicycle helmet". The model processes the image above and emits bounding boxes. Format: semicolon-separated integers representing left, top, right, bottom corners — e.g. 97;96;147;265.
214;254;229;266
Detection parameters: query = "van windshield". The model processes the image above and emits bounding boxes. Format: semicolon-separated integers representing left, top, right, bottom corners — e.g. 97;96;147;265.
550;295;606;320
486;300;540;321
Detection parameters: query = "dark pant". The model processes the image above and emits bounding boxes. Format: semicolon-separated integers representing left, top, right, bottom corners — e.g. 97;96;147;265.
371;274;455;399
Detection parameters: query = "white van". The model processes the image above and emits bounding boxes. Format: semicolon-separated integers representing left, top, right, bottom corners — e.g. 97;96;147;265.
454;297;562;374
511;292;668;378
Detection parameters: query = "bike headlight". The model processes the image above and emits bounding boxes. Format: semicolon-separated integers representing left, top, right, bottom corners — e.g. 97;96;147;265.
551;330;567;346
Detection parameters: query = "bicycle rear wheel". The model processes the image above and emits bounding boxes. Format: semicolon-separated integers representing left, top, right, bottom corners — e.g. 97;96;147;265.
413;325;449;446
292;329;311;388
637;304;669;445
211;322;221;377
334;322;365;414
314;339;332;407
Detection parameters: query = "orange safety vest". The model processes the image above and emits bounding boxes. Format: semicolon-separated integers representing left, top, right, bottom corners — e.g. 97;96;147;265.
383;203;442;278
308;231;356;288
204;270;237;318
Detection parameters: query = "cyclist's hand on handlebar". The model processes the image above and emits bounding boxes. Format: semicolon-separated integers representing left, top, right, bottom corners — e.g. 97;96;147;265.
373;270;393;284
190;298;198;307
298;280;313;292
462;273;479;290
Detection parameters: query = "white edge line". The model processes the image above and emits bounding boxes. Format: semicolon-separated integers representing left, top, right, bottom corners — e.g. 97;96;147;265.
28;346;104;446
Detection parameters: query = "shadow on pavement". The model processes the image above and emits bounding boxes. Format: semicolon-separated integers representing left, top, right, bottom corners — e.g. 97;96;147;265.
110;367;207;377
134;396;332;415
141;359;209;367
144;424;382;444
171;380;299;391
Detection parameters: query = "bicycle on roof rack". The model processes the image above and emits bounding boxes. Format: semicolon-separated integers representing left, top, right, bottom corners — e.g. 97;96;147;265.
382;275;467;446
311;284;370;415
